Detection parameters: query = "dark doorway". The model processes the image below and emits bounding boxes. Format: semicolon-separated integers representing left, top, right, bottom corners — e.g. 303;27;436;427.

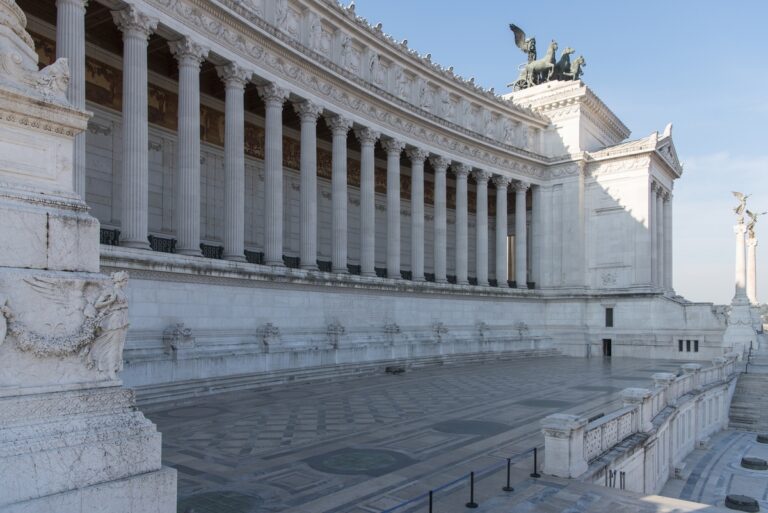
602;339;612;357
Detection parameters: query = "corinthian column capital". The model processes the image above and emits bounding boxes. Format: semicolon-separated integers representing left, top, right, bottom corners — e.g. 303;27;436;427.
452;163;471;179
354;126;380;146
292;99;322;122
492;175;511;189
472;169;491;184
406;147;429;164
168;37;209;67
216;62;251;88
382;137;405;156
513;180;530;193
257;82;289;107
429;155;450;172
112;6;157;39
325;114;353;136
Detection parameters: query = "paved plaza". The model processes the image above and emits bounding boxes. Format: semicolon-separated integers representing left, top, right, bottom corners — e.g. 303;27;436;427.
143;356;686;512
662;429;768;510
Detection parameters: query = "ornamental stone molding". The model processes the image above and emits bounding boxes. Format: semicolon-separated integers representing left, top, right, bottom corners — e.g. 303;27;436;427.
140;0;548;180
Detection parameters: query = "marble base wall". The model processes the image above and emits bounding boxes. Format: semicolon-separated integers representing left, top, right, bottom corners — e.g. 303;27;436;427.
102;247;728;401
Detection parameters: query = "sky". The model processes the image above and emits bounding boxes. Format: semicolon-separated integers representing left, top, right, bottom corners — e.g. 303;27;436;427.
353;0;768;305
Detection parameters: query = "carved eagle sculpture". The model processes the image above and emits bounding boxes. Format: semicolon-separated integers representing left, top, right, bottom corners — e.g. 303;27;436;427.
509;23;536;62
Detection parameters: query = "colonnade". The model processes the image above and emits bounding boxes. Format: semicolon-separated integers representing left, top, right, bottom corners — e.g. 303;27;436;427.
56;2;534;288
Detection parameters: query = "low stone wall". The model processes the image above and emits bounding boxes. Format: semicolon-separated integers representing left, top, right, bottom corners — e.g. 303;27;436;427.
541;356;738;495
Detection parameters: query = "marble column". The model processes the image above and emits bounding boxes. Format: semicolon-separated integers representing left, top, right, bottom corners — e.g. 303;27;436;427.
57;0;87;197
650;182;658;286
354;127;380;277
326;114;353;273
407;148;428;282
656;186;665;290
112;7;157;249
169;37;208;256
747;236;758;304
514;181;530;288
663;191;673;291
217;63;250;261
383;138;405;279
257;83;289;266
473;170;491;286
429;156;449;284
453;163;470;285
293;100;322;270
733;222;749;303
493;176;510;287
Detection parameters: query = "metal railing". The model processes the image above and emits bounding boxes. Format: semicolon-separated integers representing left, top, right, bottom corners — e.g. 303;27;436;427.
379;447;541;513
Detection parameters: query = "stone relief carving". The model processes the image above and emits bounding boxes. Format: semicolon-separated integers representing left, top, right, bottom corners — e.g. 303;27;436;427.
327;319;345;349
600;272;617;286
432;321;448;343
514;321;529;339
383;322;400;345
0;272;129;380
257;322;280;351
163;322;196;356
308;11;321;51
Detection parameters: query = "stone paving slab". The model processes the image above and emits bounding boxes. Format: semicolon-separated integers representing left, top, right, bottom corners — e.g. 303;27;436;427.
143;356;685;512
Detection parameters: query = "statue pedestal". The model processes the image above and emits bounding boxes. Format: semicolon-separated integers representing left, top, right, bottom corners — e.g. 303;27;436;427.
0;4;175;511
723;300;757;359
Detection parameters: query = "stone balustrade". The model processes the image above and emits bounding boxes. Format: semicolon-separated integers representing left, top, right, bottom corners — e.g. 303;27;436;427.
542;354;738;486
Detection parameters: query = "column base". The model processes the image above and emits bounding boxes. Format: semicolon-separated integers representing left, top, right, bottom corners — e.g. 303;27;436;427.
516;284;529;290
457;280;469;286
224;254;246;262
435;279;448;284
360;270;376;278
413;276;426;282
265;260;284;267
332;268;349;274
477;280;489;287
301;264;319;271
121;239;151;250
177;248;202;257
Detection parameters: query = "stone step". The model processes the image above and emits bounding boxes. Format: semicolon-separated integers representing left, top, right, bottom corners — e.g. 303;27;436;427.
729;372;768;432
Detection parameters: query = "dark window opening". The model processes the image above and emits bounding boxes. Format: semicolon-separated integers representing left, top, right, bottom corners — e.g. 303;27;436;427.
686;340;691;352
605;308;614;328
602;339;612;357
678;339;683;352
694;340;699;352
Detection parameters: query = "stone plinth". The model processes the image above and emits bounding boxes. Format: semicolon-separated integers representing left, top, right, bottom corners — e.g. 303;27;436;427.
541;413;588;478
0;3;175;511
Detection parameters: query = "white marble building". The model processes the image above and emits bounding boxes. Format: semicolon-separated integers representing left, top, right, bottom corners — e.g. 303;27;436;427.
13;0;730;401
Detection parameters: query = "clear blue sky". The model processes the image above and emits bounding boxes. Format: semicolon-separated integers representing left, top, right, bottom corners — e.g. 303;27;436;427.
354;0;768;304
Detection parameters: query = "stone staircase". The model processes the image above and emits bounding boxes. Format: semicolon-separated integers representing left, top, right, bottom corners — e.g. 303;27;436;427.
729;350;768;432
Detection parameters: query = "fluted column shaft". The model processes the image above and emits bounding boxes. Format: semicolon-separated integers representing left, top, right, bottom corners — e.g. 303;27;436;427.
454;164;470;285
258;83;289;266
217;64;249;261
57;0;87;197
430;156;449;283
112;7;157;249
514;181;530;288
650;183;659;286
327;115;352;273
383;139;405;278
494;176;510;287
355;128;379;277
408;148;427;281
170;38;208;256
656;188;665;290
734;223;748;303
747;237;758;304
474;171;490;286
663;193;673;291
294;101;322;270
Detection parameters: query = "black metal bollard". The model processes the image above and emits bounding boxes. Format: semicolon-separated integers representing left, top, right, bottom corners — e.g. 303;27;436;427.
530;448;541;478
503;457;514;492
465;472;479;508
428;490;433;513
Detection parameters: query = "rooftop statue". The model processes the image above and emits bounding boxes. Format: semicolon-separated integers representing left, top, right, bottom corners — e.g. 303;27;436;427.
507;23;586;91
732;191;750;224
746;209;766;239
